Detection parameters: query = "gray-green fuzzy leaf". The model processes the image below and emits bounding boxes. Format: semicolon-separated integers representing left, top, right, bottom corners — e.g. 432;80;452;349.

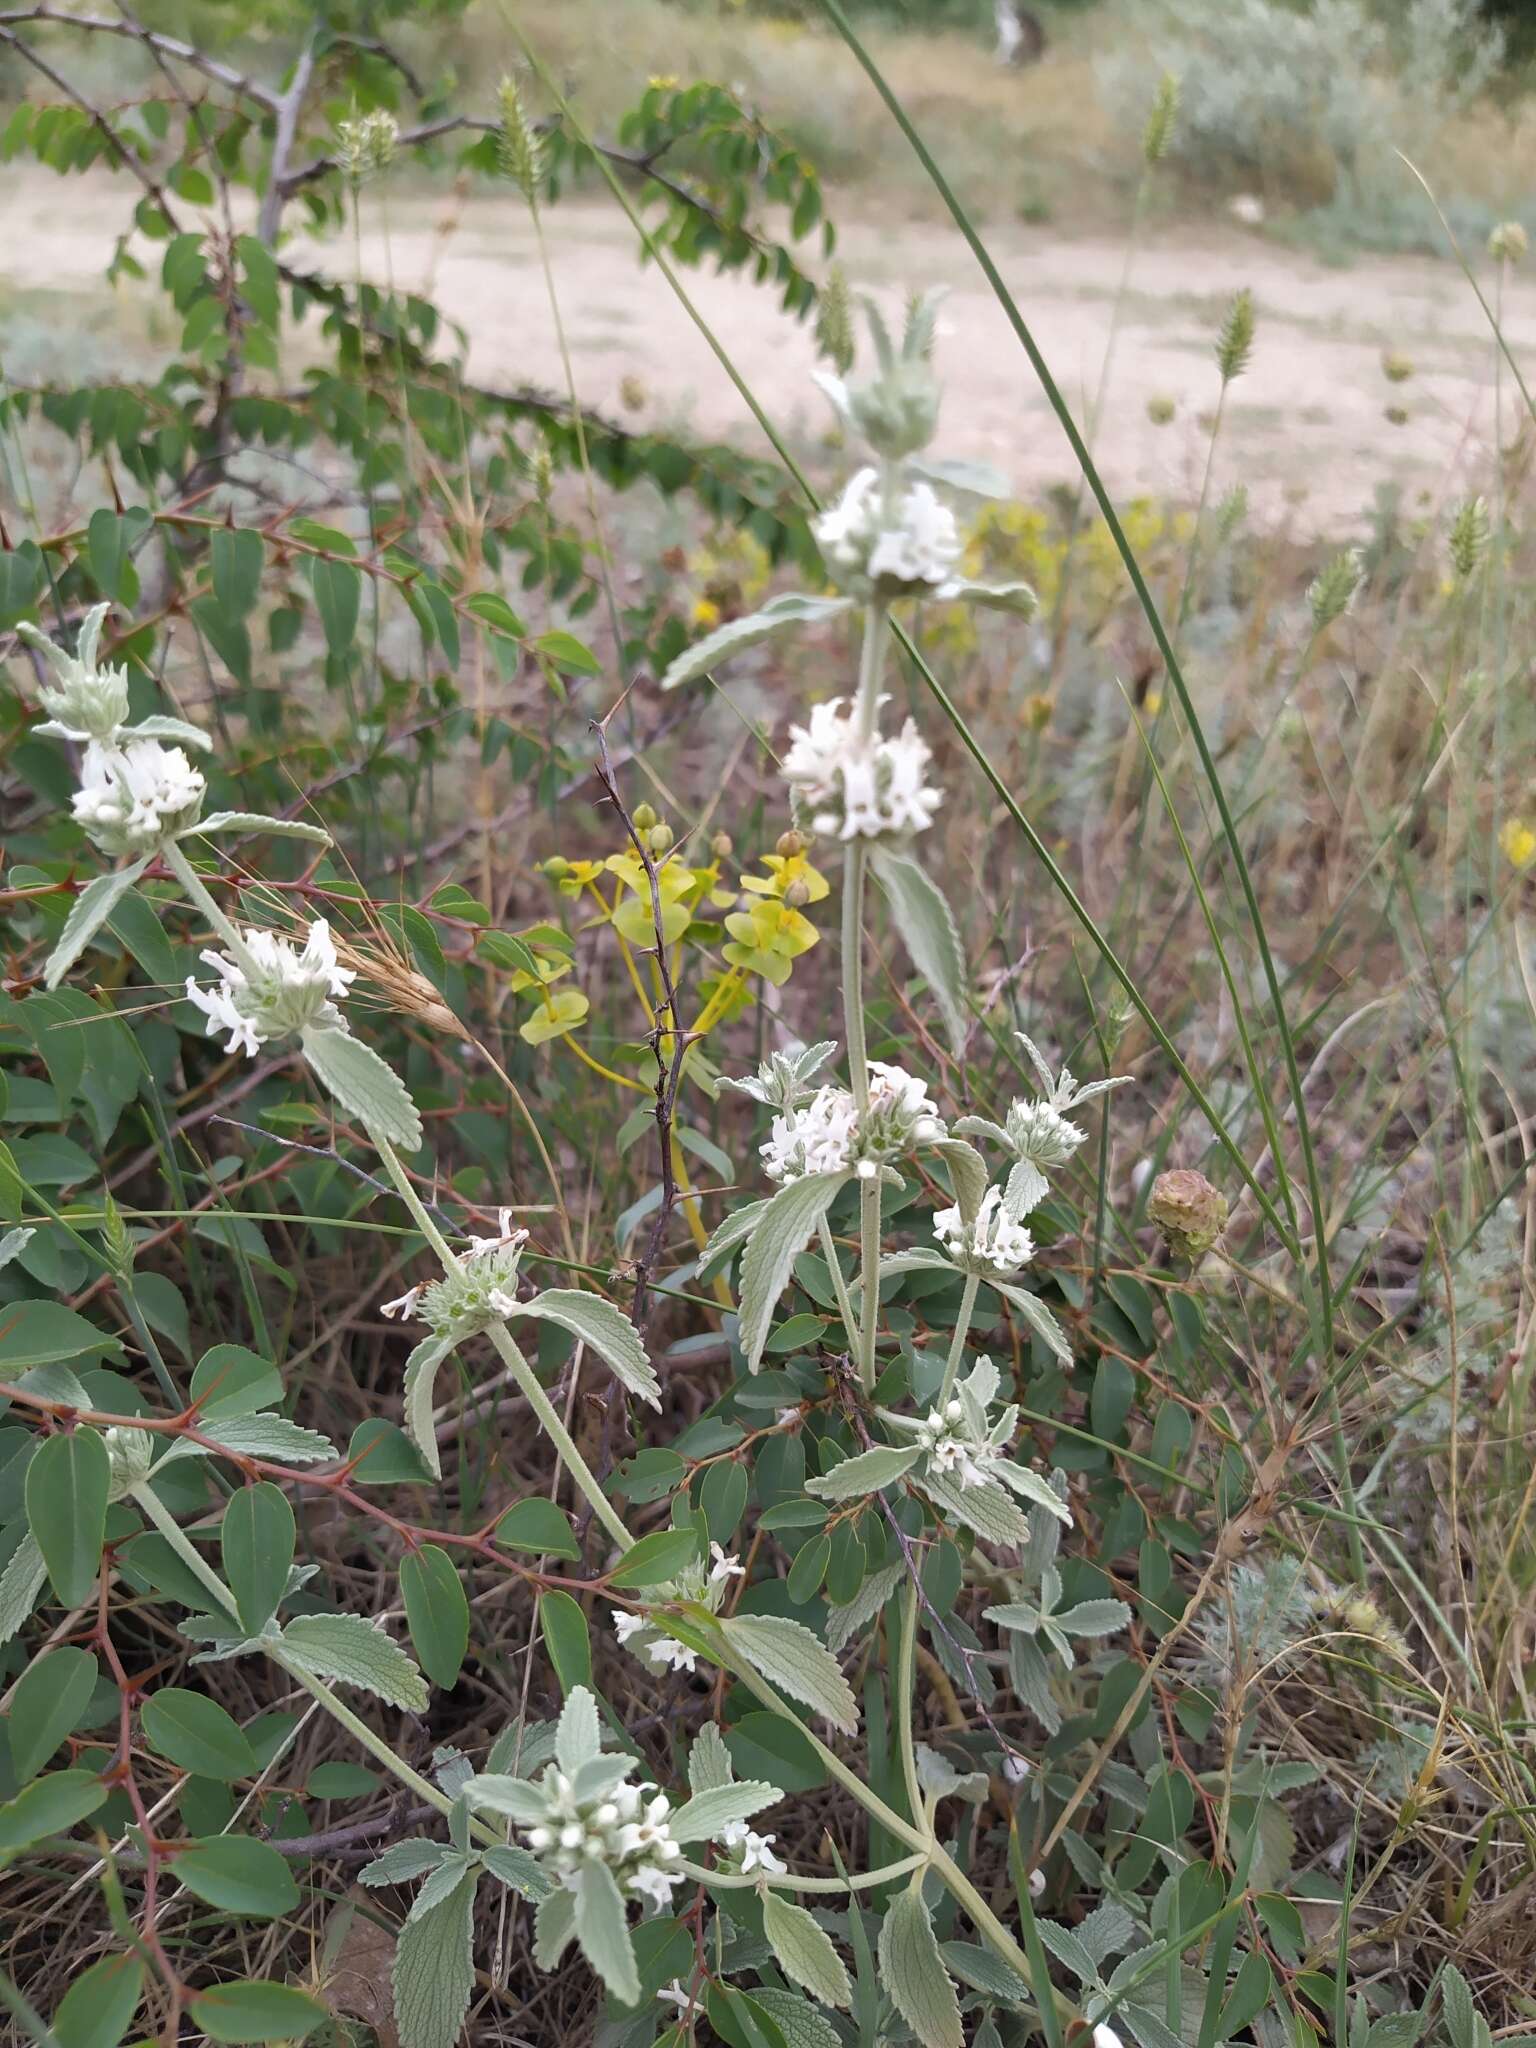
659;593;855;692
276;1614;429;1713
805;1444;921;1502
738;1171;852;1371
920;1474;1031;1548
825;1560;906;1653
0;1534;50;1648
992;1278;1072;1365
514;1291;659;1409
688;1722;734;1794
868;846;968;1055
670;1779;781;1845
301;1026;422;1151
719;1613;857;1733
571;1856;639;2003
45;860;150;989
946;578;1038;615
763;1892;852;2009
359;1839;452;1887
183;811;332;844
879;1885;963;2048
391;1868;476;2048
402;1335;455;1480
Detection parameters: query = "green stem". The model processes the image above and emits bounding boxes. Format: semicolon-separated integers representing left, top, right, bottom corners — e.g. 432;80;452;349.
678;1851;928;1893
375;1117;636;1554
163;839;260;978
130;1484;501;1846
817;1216;861;1357
938;1272;980;1405
714;1640;929;1855
855;1170;882;1395
894;1578;924;1824
482;1321;636;1553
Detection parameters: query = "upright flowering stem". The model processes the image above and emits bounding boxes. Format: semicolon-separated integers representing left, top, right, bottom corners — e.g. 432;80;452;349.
845;599;889;1390
370;1136;636;1554
894;1578;924;1822
938;1271;980;1405
163;840;261;979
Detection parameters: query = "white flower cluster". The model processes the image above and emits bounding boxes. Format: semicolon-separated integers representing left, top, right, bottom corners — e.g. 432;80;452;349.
760;1061;945;1185
520;1766;683;1911
958;1032;1131;1221
186;920;354;1058
73;739;206;856
719;1820;785;1875
761;1084;859;1184
934;1184;1035;1277
20;603;212;856
381;1207;529;1335
781;695;941;842
613;1544;742;1676
910;1396;1001;1490
885;1357;1060;1517
19;604;129;742
814;466;962;598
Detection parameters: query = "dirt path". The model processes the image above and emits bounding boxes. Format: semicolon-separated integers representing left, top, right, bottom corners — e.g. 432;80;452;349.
2;167;1529;532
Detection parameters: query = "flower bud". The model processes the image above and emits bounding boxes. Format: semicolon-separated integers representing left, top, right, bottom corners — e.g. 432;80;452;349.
1146;394;1176;426
783;879;810;908
1215;288;1255;384
710;830;733;859
1449;496;1490;582
1148;1169;1228;1261
497;74;544;202
1489;221;1528;265
646;821;673;854
1307;547;1363;631
631;801;659;832
1142;72;1179;165
540;855;571;881
815;261;855;377
103;1425;154;1500
1381;351;1413;384
1385;404;1409;427
776;830;805;858
619;373;647;413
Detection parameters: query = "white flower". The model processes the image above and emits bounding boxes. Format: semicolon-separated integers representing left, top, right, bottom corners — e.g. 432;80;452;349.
762;1084;859;1184
185;919;355;1058
934;1185;1036;1277
657;1980;693;2011
1002;1755;1031;1785
957;1032;1130;1219
1093;2027;1125;2048
378;1204;530;1336
495;1719;684;1910
862;1061;946;1158
813;467;962;597
782;696;941;842
18;603;131;743
776;1406;802;1429
761;1061;944;1185
613;1546;740;1678
720;1821;786;1875
73;739;205;855
1030;1867;1047;1898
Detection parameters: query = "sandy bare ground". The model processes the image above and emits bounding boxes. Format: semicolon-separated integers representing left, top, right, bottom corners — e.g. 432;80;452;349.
2;166;1530;533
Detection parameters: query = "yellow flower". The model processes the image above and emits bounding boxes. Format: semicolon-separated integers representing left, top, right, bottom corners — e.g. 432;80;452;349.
1143;688;1163;717
649;73;679;90
739;852;830;904
692;597;722;629
1501;818;1536;870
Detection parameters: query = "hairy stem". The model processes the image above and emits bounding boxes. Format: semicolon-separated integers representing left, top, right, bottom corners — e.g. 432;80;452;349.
163;838;261;978
938;1271;980;1404
894;1578;925;1824
679;1850;928;1893
482;1321;635;1553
